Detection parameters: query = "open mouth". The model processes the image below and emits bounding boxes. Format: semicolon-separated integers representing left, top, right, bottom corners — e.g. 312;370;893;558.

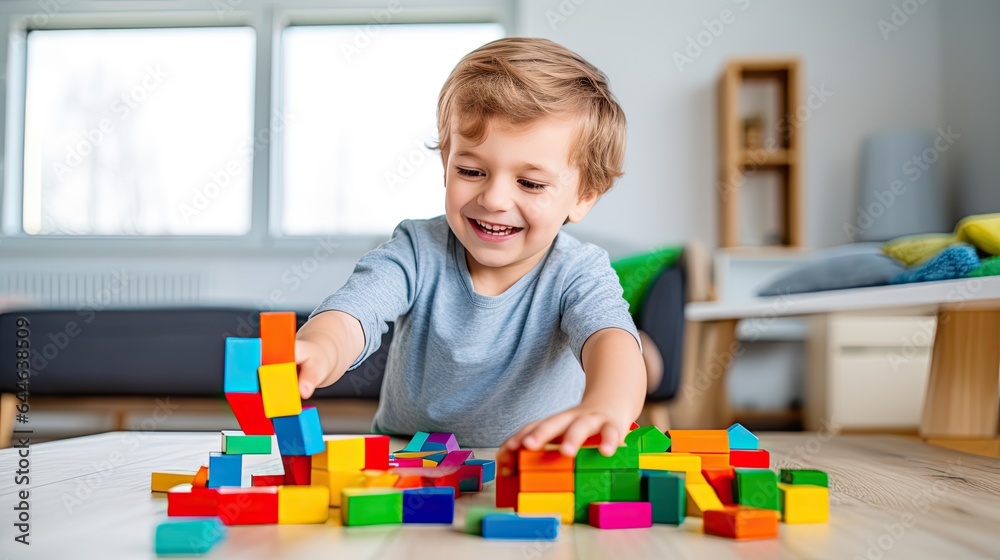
469;218;523;238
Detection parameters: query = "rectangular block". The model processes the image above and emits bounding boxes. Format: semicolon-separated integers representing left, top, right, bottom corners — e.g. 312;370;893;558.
422;432;459;452
575;446;638;471
439;449;474;467
610;470;641;501
252;474;285;487
703;506;779;540
574;470;612;523
496;472;520;509
693;452;731;470
638;452;701;477
311;469;366;507
734;468;780;511
780;469;828;487
402;487;455;524
224;337;261;393
167;484;219;517
482;513;559;540
225;391;274;436
518;492;574;524
588;501;653;529
341;488;403;526
155;518;226;556
260;311;296;365
402;431;430;452
217;487;279;525
207;453;242;488
731;449;770;469
364;435;391;470
465;506;515;535
520;470;575;492
391;458;423;468
703;468;736;505
668;430;730;453
362;470;400;488
278;485;329;524
272;406;324;456
519;447;574;472
258;363;302;418
686;484;724;517
641;471;685;524
389;466;461;494
458;464;484;493
282;455;312;485
466;459;496;483
313;436;366;471
151;471;197;493
221;430;272;455
779;483;829;524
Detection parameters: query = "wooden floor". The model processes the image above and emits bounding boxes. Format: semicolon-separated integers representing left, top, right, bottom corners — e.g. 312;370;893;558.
1;432;999;559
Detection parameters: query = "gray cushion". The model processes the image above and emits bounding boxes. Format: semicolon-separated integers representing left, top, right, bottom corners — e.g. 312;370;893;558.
757;253;906;297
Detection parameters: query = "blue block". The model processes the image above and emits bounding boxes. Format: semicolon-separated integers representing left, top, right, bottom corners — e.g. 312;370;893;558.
424;452;447;463
272;406;324;456
402;431;430;452
402;487;455;524
208;453;242;488
155;518;226;555
465;459;496;483
481;514;559;540
727;422;759;450
223;338;261;393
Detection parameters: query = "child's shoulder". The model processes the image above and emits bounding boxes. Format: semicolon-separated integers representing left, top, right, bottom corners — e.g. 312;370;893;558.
546;229;613;273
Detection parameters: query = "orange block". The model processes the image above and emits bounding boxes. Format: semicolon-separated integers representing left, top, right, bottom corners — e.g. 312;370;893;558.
693;452;731;470
668;430;730;453
260;311;296;365
192;466;209;488
703;506;779;540
520;471;575;492
518;446;574;472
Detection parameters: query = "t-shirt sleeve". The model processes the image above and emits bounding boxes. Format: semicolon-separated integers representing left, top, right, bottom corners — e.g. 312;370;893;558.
560;245;641;363
310;221;420;370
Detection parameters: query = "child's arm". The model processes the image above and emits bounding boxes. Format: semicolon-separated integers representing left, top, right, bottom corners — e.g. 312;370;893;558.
294;310;365;399
502;327;646;457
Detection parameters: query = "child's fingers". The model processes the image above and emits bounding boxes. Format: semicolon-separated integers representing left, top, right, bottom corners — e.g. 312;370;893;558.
520;413;576;451
296;357;326;399
558;414;606;457
502;419;542;451
597;422;620;457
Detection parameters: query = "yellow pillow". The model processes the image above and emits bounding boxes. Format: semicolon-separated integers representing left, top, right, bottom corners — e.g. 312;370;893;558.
957;213;1000;255
882;233;958;265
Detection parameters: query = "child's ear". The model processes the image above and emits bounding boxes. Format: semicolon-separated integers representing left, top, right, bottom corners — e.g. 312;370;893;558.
566;189;599;224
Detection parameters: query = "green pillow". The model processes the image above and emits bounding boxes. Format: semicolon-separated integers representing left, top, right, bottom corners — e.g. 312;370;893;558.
611;246;683;316
882;233;957;265
970;255;1000;278
957;213;1000;255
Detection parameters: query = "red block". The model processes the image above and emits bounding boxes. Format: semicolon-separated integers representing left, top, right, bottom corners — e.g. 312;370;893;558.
364;435;391;470
702;468;736;505
225;392;275;436
282;455;311;485
730;449;770;469
217;487;279;525
703;506;778;540
252;474;285;487
260;311;296;365
496;473;520;509
459;463;484;492
167;486;219;517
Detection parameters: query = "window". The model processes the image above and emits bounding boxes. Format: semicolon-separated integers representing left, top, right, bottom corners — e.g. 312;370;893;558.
22;26;256;235
279;23;505;235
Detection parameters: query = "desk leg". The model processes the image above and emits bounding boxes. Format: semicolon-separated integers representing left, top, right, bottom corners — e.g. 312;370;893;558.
920;308;1000;439
669;319;738;429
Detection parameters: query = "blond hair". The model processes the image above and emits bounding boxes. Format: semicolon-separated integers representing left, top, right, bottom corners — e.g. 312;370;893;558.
434;37;626;197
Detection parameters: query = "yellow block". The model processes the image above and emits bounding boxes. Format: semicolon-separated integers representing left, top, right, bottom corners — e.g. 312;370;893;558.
638;452;702;477
312;436;366;472
517;492;575;524
151;471;196;493
278;485;330;524
686;484;724;517
311;469;366;507
362;470;401;488
686;471;709;487
779;483;829;524
258;363;302;418
392;451;442;459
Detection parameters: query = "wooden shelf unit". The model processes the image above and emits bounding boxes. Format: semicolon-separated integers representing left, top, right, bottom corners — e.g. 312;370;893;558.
718;58;803;248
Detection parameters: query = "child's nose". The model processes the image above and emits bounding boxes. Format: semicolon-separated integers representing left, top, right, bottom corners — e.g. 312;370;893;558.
477;179;514;212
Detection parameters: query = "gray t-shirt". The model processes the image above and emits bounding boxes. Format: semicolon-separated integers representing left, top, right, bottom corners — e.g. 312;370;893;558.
311;216;638;447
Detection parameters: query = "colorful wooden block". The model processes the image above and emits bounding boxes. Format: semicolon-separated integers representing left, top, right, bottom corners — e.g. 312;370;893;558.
313;436;366;471
693;452;731;470
519;447;574;471
258;363;302;418
686;484;724;517
466;459;496;483
167;484;219;517
390;466;462;494
481;513;559;540
154;518;226;556
496;472;520;509
624;425;671;453
575;446;638;471
402;487;455;524
610;469;642;501
224;392;274;436
151;471;197;493
439;449;475;467
780;469;828;487
281;455;311;485
668;430;730;453
207;453;242;488
311;469;366;506
727;423;759;450
465;506;515;535
391;457;424;468
362;470;400;488
422;432;459;452
252;474;285;487
574;470;612;523
260;311;296;365
192;466;209;488
520;470;575;492
341;488;403;526
458;464;484;492
641;471;686;524
702;468;736;505
588;501;653;529
703;506;779;540
638;452;701;477
518;492;574;524
734;468;780;511
217;487;279;525
779;483;829;524
272;406;324;456
730;449;770;468
391;450;442;459
224;337;261;393
364;435;391;470
221;430;272;455
402;431;430;452
278;485;329;524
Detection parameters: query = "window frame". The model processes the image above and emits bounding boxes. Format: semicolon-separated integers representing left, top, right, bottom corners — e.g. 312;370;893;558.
0;0;514;255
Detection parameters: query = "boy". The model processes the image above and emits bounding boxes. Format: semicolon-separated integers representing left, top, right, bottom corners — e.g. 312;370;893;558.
295;37;646;457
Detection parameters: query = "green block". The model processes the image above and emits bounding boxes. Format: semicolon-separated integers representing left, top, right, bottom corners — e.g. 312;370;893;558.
465;506;515;535
575;446;638;471
154;518;226;555
574;470;612;523
610;470;641;501
735;468;780;511
222;432;272;455
641;471;685;524
342;489;403;526
780;469;828;487
624;426;671;454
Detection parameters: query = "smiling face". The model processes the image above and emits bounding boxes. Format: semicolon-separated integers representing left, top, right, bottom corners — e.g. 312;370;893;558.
444;114;598;293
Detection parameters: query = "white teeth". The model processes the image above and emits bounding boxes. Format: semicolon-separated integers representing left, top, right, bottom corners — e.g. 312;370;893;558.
475;219;518;235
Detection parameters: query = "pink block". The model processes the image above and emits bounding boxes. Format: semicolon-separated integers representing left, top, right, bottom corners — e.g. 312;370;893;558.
423;432;459;452
391;458;424;468
439;450;475;467
588;502;653;530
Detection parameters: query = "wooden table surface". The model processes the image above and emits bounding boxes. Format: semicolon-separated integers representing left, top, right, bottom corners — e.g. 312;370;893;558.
1;432;999;559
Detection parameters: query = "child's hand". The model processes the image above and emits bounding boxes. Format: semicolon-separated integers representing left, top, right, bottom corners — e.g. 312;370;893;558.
294;338;337;399
500;405;632;458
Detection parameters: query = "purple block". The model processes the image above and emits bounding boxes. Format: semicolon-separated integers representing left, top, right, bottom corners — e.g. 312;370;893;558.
439;450;474;467
421;432;459;452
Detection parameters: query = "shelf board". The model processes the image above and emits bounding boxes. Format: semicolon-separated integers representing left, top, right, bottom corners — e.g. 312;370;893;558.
738;149;794;167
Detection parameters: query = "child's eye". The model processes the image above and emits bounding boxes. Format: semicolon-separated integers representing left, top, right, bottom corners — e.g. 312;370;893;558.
456;167;483;177
518;179;546;190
